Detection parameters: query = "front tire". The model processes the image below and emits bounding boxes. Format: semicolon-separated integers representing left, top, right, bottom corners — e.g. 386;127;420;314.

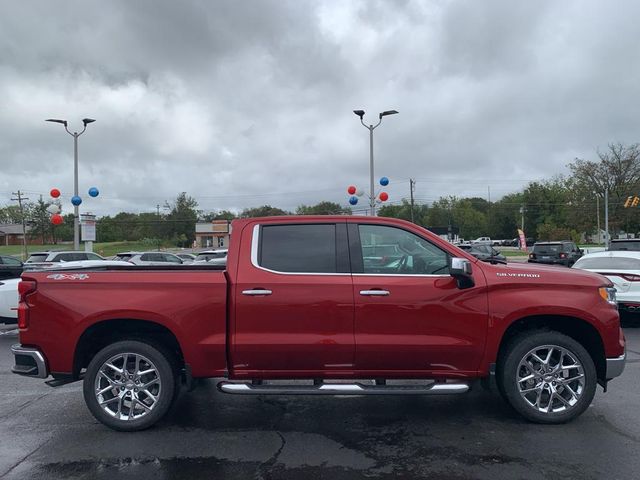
498;330;596;424
83;340;176;431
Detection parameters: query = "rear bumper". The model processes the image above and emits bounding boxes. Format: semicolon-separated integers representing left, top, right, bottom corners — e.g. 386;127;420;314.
606;353;626;380
11;344;49;379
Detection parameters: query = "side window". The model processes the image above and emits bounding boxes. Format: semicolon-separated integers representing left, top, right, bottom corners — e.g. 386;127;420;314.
358;224;449;275
259;224;337;273
140;253;153;261
164;254;182;263
86;253;102;260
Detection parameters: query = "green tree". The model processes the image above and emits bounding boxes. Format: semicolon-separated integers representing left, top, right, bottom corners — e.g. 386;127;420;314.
378;199;429;225
241;205;289;217
165;192;199;247
296;201;351;215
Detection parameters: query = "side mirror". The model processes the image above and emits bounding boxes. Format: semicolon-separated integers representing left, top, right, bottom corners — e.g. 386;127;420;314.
449;257;475;289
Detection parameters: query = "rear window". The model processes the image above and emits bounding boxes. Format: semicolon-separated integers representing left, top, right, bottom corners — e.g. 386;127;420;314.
259;224;337;273
196;252;227;261
610;241;640;252
25;254;49;263
574;257;640;270
533;244;561;254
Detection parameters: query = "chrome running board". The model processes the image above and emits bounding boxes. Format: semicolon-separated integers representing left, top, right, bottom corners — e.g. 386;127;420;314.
217;381;469;395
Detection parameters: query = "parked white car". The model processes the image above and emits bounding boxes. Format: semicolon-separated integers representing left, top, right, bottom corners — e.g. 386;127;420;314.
193;249;228;266
0;277;20;323
572;251;640;315
113;252;184;266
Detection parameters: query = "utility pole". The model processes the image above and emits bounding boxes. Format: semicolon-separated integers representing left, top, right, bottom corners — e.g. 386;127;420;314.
11;190;29;260
409;178;416;223
604;188;609;249
596;195;601;245
156;204;161;251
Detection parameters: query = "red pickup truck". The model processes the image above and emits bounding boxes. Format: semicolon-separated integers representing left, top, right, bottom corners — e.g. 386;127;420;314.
12;216;625;431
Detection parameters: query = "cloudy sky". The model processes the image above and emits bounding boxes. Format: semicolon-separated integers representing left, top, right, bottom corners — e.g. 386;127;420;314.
2;0;640;217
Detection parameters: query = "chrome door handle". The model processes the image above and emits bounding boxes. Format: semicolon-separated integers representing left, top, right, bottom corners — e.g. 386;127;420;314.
242;289;273;296
360;290;390;296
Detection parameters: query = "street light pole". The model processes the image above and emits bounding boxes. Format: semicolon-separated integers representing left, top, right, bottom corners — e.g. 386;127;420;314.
353;109;398;216
46;118;95;250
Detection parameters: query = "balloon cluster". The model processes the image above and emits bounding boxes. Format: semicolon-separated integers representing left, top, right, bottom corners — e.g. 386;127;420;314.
48;187;100;225
346;177;390;206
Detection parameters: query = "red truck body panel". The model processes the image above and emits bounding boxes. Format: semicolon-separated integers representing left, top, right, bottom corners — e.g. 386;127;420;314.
18;215;624;382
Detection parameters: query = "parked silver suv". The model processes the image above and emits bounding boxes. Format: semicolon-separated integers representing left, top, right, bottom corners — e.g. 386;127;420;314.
113;251;184;265
24;251;105;270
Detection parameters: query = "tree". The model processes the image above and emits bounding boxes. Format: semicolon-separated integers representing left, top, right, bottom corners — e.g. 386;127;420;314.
200;210;237;222
241;205;289;217
378;200;429;225
0;205;24;224
568;143;640;234
165;192;199;247
28;198;54;244
296;201;351;215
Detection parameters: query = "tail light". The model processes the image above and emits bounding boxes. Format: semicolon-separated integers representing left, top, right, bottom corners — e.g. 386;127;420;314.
17;280;37;329
529;253;535;259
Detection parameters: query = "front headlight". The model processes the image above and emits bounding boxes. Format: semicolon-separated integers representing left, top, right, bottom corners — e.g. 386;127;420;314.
599;287;617;306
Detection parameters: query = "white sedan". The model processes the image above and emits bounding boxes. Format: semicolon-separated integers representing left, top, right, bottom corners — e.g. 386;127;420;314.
0;277;20;323
572;251;640;315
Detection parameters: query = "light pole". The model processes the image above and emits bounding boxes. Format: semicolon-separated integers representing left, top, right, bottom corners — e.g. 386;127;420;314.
353;109;398;216
46;118;96;251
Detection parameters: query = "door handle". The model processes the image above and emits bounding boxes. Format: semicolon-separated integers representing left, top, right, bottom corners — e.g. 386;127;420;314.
242;289;273;296
360;290;390;296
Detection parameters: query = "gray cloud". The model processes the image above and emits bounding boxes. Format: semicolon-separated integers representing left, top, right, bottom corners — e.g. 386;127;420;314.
1;0;640;217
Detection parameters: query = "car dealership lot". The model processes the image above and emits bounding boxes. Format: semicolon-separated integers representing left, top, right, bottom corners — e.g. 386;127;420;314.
0;324;638;480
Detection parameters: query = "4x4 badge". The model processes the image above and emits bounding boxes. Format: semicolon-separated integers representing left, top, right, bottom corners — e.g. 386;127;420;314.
46;273;90;280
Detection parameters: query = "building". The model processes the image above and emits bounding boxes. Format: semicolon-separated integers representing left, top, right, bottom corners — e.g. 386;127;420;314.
0;224;32;246
195;220;231;248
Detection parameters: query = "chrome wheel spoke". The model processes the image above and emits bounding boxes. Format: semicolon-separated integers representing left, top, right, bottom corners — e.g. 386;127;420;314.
517;344;585;415
95;352;161;421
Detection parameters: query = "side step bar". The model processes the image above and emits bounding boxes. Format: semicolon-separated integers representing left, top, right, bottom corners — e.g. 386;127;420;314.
218;381;469;395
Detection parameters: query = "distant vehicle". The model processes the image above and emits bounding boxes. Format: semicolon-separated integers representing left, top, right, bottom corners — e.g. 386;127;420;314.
176;253;196;263
0;277;19;323
458;244;507;264
609;239;640;252
573;251;640;316
194;249;228;266
23;251;105;270
471;237;492;245
113;252;184;266
0;255;23;280
528;241;583;267
361;244;403;267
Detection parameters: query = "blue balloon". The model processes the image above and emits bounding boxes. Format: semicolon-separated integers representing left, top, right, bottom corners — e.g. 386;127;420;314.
71;195;82;206
88;187;99;197
349;196;358;205
379;176;389;186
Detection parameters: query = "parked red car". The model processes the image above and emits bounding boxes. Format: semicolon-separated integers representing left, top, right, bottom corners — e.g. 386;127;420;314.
12;216;625;430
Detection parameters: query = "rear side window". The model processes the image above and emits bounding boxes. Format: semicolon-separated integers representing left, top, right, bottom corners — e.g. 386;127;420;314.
25;254;49;263
55;253;86;262
2;256;22;265
259;224;337;273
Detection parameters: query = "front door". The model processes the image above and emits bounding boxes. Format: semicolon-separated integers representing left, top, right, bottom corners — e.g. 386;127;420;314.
350;223;488;375
232;221;354;375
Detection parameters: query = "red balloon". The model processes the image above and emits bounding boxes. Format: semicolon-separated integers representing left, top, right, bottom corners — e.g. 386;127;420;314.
347;185;357;195
379;191;389;202
51;213;63;225
50;188;61;198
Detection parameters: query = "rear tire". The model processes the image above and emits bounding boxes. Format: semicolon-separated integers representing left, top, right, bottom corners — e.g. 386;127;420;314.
498;330;596;424
83;340;176;431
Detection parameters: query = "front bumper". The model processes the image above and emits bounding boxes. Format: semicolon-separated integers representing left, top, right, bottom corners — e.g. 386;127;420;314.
606;353;626;380
11;344;49;379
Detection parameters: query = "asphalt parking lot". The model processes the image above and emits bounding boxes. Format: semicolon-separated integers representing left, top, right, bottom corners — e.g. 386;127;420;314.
1;323;639;480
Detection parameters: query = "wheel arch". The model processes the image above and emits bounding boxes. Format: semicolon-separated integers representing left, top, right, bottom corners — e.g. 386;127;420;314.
496;315;606;381
73;318;185;379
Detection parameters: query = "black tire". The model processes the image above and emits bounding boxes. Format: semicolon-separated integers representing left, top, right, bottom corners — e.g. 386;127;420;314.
83;340;176;431
498;330;596;424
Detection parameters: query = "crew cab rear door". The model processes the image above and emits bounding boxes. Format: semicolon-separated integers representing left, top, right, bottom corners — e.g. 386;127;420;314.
231;220;354;374
349;222;489;374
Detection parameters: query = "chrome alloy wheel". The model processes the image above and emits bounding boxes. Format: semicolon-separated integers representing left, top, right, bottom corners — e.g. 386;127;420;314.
516;344;585;414
94;352;161;421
